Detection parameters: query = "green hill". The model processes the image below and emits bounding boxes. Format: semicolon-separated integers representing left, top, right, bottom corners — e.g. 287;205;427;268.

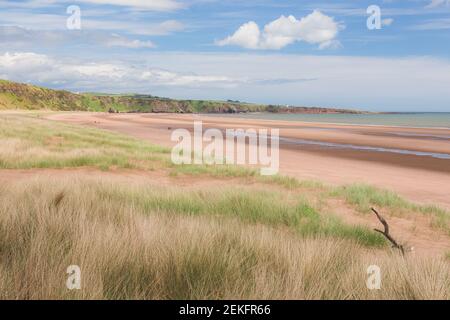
0;79;363;114
0;79;267;113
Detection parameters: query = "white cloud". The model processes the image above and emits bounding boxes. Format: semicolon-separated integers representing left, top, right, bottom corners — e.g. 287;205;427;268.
76;0;183;11
127;20;185;36
104;34;155;48
0;52;241;90
425;0;450;9
318;40;342;50
410;18;450;30
216;10;342;50
0;52;52;74
9;0;183;11
0;8;185;35
0;26;157;49
140;70;235;86
2;52;450;111
98;52;450;111
216;21;261;49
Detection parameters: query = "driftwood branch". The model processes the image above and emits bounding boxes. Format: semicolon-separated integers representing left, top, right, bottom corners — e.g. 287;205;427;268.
371;208;405;255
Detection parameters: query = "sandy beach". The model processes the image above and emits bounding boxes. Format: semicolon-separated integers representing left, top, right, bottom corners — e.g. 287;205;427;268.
47;112;450;210
3;0;450;301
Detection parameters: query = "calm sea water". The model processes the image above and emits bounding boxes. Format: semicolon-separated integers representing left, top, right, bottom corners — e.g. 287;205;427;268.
209;112;450;129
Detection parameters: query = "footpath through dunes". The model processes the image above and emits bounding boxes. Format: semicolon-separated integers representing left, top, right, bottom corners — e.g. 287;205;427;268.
46;112;450;210
1;167;450;258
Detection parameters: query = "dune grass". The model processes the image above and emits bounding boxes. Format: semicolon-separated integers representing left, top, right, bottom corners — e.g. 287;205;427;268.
0;177;448;300
331;184;450;234
98;184;385;247
259;175;325;190
1;112;448;234
169;163;258;178
331;184;409;211
0;113;170;170
171;165;450;235
0;114;329;188
1;112;449;300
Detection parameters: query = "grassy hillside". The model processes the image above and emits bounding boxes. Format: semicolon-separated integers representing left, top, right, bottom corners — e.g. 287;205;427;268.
0;79;362;114
0;79;266;113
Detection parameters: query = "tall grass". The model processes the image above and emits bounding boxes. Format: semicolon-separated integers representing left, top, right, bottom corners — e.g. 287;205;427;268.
1;113;449;300
331;184;450;234
1;113;448;236
0;177;448;300
0;113;170;170
331;184;408;211
102;185;385;247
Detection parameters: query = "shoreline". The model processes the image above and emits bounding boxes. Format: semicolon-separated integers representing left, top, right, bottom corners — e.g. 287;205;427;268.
4;109;450;129
202;112;450;130
46;112;450;210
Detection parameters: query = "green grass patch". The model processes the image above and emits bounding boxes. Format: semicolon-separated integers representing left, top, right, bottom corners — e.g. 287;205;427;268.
1;113;446;241
103;186;385;248
170;163;258;178
331;183;450;234
330;184;409;213
0;113;170;170
258;174;324;190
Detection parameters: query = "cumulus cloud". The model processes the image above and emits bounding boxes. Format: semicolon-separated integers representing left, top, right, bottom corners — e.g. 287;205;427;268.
217;21;261;49
216;10;341;50
0;52;240;90
0;52;315;92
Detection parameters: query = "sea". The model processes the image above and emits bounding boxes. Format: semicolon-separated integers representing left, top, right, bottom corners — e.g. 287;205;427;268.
207;112;450;129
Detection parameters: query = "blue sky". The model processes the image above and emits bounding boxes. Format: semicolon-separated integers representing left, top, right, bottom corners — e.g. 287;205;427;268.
0;0;449;111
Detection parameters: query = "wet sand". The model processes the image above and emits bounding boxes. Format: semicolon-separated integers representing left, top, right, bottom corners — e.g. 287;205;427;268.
47;112;450;210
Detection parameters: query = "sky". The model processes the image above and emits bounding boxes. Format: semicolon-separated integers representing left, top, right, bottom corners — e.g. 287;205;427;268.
0;0;449;112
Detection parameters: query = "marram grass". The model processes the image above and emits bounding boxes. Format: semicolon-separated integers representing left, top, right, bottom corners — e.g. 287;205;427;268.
0;177;448;300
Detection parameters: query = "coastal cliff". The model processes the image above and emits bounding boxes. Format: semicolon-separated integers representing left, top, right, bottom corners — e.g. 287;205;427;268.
0;79;364;114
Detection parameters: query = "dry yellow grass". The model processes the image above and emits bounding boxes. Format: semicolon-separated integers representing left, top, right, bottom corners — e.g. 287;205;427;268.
0;176;448;300
0;113;170;170
1;112;449;300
